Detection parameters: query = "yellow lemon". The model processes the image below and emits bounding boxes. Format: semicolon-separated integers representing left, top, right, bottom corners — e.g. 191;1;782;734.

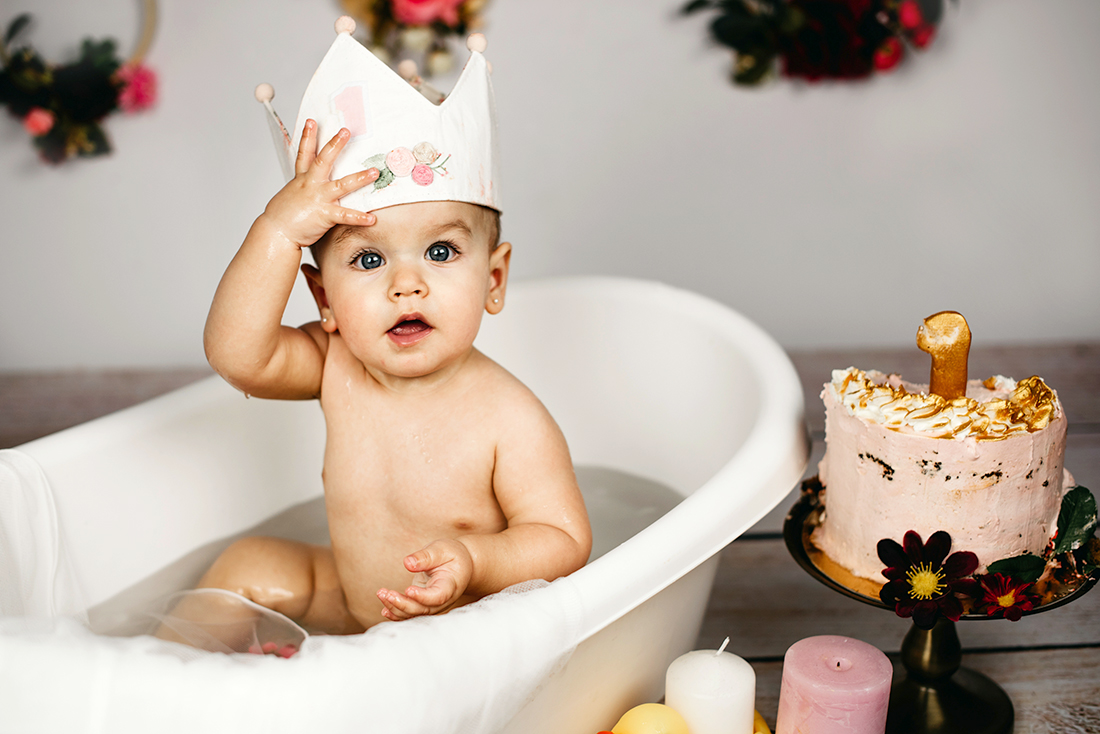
754;710;771;734
610;703;690;734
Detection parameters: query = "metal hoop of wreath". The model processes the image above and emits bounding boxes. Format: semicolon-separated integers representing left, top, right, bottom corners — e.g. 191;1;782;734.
0;0;158;163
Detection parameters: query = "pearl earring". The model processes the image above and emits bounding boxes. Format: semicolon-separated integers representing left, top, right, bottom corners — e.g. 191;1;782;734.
493;298;499;304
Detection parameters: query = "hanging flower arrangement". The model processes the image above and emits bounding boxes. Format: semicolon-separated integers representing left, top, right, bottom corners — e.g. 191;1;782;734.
339;0;490;77
877;485;1100;629
0;7;157;163
681;0;947;86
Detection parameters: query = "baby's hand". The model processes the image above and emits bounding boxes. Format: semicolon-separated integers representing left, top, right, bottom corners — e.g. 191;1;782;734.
260;119;379;249
376;540;473;621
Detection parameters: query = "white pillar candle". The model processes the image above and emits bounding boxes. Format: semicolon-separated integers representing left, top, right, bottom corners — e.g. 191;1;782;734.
666;638;756;734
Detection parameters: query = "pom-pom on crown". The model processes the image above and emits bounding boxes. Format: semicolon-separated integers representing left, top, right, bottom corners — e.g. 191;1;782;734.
256;17;500;214
334;15;356;35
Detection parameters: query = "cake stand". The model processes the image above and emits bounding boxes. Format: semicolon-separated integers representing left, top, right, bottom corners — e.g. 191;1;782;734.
784;477;1099;734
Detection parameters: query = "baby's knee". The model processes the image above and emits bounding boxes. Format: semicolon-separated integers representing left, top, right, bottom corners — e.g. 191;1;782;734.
202;536;316;616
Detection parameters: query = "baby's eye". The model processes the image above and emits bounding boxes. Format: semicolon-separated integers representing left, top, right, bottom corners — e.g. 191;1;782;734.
427;243;455;262
356;251;383;270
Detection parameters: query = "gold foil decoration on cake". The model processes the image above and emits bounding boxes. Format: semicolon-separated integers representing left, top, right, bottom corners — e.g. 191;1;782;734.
831;368;1058;441
916;311;971;401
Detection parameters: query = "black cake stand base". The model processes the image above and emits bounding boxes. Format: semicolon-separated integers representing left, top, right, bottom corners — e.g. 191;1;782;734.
886;618;1012;734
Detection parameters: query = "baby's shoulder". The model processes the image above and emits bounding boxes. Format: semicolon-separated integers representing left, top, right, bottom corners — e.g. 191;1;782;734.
471;351;557;424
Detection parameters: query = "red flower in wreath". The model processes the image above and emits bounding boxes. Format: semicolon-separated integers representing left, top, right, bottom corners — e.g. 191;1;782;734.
873;37;904;71
778;0;892;81
878;530;981;629
977;572;1039;622
390;0;465;27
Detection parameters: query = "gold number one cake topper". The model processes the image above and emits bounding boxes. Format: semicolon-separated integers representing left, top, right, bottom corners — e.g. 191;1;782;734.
916;311;971;400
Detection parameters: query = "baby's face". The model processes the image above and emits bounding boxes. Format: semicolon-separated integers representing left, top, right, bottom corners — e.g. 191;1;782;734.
313;201;507;380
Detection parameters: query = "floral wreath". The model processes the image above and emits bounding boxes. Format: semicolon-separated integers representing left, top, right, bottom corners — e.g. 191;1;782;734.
682;0;948;86
878;485;1099;629
0;1;158;163
339;0;489;77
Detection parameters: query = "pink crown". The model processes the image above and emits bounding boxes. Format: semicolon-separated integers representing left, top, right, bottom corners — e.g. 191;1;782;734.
255;16;501;214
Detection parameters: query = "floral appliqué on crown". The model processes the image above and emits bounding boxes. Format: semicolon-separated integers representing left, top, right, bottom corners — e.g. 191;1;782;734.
364;142;450;191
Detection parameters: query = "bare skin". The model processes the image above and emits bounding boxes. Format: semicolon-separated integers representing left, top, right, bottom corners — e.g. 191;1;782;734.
198;121;591;634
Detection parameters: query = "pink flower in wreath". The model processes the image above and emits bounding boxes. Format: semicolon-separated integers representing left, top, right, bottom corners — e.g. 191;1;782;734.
116;63;158;112
391;0;464;27
386;147;417;177
411;164;434;186
23;108;55;136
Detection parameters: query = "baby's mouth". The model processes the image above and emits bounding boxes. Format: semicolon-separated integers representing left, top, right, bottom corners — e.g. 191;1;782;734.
388;315;433;346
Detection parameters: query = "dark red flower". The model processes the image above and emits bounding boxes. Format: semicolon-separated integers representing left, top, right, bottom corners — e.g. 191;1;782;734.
873;37;904;71
977;573;1039;622
778;0;891;81
909;24;937;49
879;530;980;629
898;1;924;30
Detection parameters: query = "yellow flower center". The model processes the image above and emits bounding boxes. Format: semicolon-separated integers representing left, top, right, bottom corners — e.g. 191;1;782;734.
996;592;1017;608
906;562;946;600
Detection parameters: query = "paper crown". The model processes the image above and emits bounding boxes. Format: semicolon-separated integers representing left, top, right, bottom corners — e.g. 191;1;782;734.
256;16;501;214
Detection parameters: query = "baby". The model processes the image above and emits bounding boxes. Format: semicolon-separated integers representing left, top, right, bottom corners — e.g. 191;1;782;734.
197;119;590;630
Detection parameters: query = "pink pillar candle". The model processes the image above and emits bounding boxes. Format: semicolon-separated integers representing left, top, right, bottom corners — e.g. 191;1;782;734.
775;636;892;734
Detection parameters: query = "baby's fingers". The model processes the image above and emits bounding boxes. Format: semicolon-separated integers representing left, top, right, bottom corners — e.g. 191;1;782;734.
330;167;380;198
293;120;320;176
326;204;375;228
377;589;430;620
310;127;351;177
404;580;453;608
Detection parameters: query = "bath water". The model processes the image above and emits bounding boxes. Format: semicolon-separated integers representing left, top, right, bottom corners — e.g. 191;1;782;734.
87;465;682;636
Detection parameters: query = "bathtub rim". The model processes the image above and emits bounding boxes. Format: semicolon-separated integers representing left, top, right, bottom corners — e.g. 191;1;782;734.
14;275;809;643
509;277;810;641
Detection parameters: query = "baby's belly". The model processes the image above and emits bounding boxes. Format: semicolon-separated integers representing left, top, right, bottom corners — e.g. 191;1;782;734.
325;505;504;628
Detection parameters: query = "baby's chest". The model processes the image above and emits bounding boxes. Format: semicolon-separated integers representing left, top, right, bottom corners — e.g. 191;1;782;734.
324;415;504;531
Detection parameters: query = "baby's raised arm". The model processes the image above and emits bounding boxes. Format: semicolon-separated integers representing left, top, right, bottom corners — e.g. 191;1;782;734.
377;391;592;620
204;122;377;399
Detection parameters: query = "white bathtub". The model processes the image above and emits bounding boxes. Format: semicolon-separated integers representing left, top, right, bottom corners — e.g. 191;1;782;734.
0;277;807;733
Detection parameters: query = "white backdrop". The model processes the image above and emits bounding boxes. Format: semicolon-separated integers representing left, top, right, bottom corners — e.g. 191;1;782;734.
1;0;1097;370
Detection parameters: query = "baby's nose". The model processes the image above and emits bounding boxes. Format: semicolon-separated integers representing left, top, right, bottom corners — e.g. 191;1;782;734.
389;265;426;298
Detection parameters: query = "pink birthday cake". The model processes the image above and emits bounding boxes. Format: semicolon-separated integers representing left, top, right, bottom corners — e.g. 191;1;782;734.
812;367;1073;582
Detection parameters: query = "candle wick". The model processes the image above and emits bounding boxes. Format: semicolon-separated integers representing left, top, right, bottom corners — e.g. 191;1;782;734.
716;637;730;656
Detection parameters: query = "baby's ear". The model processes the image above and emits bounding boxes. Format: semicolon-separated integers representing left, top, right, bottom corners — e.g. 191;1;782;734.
301;264;337;332
485;241;512;315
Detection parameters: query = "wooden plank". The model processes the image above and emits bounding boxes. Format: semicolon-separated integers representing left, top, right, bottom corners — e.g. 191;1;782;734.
0;368;212;448
790;343;1100;435
750;647;1100;734
697;538;1100;659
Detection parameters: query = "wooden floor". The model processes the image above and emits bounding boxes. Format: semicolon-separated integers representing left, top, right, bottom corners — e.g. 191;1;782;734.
2;343;1098;732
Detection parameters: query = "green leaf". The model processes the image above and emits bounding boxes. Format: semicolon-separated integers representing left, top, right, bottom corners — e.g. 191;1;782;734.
681;0;714;14
732;47;776;85
5;14;31;46
987;554;1046;584
372;166;395;191
77;122;111;157
362;153;386;169
1053;486;1098;555
79;38;120;75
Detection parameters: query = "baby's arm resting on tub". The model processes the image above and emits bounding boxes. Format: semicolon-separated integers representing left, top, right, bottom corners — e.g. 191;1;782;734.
377;396;593;621
203;122;378;399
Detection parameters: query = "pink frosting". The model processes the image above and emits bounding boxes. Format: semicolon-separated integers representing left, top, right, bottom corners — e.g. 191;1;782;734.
814;378;1071;581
